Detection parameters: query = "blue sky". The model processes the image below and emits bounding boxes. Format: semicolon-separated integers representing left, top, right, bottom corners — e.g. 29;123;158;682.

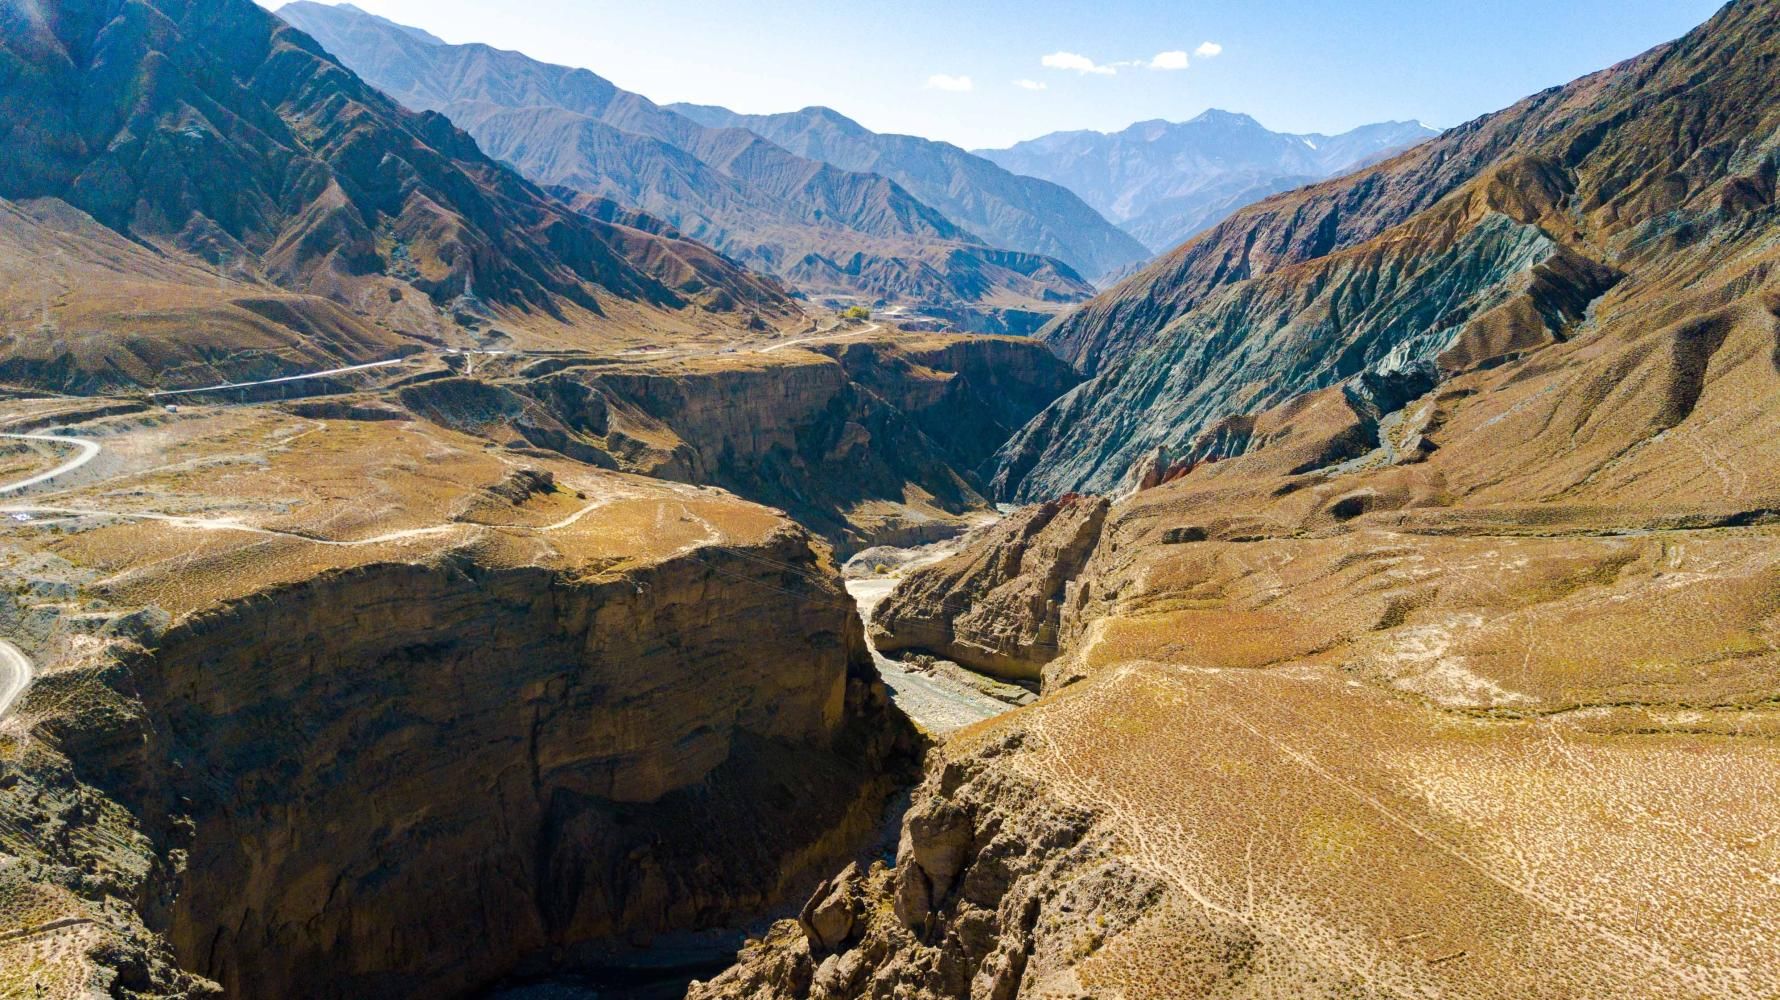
289;0;1727;149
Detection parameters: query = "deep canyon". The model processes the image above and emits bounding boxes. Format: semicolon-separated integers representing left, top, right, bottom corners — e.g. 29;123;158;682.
3;0;1780;998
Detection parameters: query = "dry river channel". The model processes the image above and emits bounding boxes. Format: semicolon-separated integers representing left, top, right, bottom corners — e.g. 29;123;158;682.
480;535;1026;999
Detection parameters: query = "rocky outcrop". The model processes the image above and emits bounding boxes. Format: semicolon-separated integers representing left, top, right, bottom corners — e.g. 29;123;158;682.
871;495;1107;681
0;412;916;999
688;736;1153;1000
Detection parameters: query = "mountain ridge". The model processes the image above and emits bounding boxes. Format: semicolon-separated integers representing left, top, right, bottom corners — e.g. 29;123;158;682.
668;102;1151;279
276;1;1100;329
977;110;1439;252
990;0;1780;500
0;0;800;391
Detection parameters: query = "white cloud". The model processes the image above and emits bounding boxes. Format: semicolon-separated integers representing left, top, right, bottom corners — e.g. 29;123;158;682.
925;73;974;92
1149;50;1189;70
1014;78;1048;91
1041;51;1117;76
1195;41;1223;58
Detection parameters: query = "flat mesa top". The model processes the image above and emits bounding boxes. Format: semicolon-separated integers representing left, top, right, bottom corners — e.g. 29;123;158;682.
0;406;793;620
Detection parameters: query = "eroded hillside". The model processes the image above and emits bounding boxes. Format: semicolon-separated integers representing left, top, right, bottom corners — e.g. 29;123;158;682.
0;0;801;394
999;0;1780;500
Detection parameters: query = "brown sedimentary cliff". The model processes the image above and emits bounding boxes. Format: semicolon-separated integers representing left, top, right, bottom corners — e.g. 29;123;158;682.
870;495;1106;681
392;331;1079;554
0;409;913;998
144;549;897;997
813;335;1082;478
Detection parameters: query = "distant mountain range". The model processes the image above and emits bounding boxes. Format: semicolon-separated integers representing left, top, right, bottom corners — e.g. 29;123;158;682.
279;2;1135;331
668;104;1150;279
977;111;1440;252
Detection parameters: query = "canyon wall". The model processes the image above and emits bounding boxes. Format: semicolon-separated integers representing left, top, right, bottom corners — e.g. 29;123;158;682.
0;413;915;999
398;332;1079;553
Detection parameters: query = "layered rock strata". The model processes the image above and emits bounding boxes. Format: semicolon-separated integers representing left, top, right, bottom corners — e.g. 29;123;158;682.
386;332;1078;554
997;0;1780;499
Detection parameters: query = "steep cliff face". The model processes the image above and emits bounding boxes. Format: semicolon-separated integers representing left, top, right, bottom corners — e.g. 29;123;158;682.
812;335;1082;478
140;550;894;998
393;332;1080;553
0;410;914;999
870;495;1107;680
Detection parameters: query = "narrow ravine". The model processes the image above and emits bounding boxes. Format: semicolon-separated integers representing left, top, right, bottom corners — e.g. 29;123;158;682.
843;538;1034;735
480;535;1025;1000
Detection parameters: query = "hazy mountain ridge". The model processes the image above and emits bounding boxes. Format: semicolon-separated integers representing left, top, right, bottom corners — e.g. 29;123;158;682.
978;111;1439;251
277;1;1097;327
670;103;1151;279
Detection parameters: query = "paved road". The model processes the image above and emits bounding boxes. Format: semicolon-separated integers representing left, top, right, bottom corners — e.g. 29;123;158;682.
146;357;411;397
0;639;31;721
759;323;881;353
0;432;101;494
142;325;874;398
0;432;94;721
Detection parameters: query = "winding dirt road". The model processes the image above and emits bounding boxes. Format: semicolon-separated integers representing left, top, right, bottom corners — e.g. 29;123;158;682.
0;432;103;720
0;431;101;495
0;639;30;721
